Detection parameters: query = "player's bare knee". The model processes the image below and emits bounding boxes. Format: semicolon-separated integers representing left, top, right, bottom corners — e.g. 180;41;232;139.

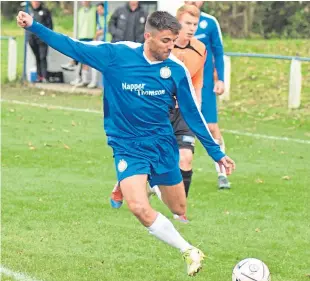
127;201;152;220
173;202;186;216
179;149;193;170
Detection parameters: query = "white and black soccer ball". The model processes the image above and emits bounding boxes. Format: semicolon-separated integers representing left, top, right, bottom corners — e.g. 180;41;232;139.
232;258;271;281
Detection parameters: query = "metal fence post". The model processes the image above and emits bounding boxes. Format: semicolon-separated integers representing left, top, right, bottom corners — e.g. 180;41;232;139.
220;55;231;101
288;59;302;109
8;38;17;81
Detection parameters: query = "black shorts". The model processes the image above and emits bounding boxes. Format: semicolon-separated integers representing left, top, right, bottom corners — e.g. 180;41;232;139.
170;108;195;153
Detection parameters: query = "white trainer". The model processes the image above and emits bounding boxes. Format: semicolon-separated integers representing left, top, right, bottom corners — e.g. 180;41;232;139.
87;82;97;89
61;63;76;71
70;78;82;86
182;247;205;276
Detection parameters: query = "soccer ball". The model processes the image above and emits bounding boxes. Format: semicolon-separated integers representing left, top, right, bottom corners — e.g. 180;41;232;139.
232;258;271;281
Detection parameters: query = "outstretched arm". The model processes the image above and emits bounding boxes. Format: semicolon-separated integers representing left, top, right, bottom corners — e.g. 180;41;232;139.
17;11;114;72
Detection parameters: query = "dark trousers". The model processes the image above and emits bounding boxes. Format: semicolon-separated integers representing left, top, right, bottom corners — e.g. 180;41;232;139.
29;38;48;79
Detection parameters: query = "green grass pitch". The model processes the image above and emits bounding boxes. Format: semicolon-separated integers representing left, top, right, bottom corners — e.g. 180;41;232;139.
1;86;309;281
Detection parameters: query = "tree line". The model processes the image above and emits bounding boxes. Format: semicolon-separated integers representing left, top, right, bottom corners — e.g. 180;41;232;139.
2;1;310;39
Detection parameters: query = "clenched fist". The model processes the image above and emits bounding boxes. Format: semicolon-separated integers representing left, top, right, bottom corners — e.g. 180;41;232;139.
16;11;33;28
213;80;225;95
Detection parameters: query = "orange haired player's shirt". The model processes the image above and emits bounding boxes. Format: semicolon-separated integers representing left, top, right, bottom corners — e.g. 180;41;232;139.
172;37;206;89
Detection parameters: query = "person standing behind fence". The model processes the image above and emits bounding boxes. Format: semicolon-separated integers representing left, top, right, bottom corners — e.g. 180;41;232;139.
29;1;53;83
61;1;97;87
108;1;148;43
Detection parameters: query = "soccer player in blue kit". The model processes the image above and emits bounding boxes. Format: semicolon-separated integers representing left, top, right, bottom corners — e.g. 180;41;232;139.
17;10;235;276
186;1;230;189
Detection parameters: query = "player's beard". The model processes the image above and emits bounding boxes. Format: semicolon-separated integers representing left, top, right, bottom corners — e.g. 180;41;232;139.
160;50;171;60
148;40;170;61
152;49;171;61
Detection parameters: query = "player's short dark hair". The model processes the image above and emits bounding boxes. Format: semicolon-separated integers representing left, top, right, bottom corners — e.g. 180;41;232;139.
97;2;104;8
145;11;181;35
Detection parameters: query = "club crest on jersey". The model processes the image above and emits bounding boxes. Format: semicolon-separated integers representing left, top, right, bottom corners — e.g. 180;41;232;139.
160;66;171;79
118;159;127;172
199;20;208;29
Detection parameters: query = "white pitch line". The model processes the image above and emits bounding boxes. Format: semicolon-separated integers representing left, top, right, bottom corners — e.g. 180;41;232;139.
222;129;310;144
2;99;310;145
0;266;44;281
1;99;102;114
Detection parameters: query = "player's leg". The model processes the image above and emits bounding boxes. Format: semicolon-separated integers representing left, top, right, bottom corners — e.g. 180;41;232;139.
121;174;204;276
150;169;205;275
179;150;193;197
160;181;187;216
173;108;196;197
207;123;229;189
87;67;98;89
201;84;230;189
38;42;48;81
112;148;202;276
111;180;162;209
179;147;194;197
81;65;90;86
174;109;196;222
119;174;156;225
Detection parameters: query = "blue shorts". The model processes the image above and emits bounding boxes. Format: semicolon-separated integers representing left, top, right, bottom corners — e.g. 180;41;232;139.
108;135;183;187
201;80;218;123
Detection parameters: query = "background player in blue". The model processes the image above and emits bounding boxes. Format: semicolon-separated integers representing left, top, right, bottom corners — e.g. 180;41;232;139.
186;1;229;189
17;10;235;276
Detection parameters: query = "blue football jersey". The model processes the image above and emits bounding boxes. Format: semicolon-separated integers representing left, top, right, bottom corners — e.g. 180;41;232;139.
195;12;225;81
27;21;225;161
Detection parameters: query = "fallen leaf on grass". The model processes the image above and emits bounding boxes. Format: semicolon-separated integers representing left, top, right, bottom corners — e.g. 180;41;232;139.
282;176;290;180
44;143;53;147
255;179;264;184
255;228;261;232
63;144;70;150
28;142;36;150
71;121;77;127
